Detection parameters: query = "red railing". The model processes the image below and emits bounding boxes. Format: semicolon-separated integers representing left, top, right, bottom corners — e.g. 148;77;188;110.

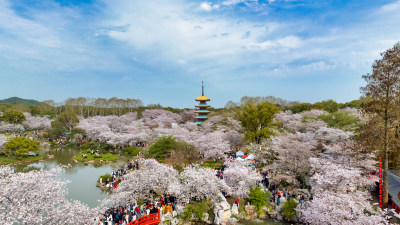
127;210;161;225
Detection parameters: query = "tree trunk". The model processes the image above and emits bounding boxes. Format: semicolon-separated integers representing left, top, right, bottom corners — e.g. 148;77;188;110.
383;104;389;207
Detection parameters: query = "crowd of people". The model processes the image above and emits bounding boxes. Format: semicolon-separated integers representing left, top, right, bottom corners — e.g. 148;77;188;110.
96;194;178;225
99;160;140;189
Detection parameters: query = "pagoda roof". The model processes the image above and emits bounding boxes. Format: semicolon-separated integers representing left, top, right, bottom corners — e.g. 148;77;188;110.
195;95;210;101
194;116;209;119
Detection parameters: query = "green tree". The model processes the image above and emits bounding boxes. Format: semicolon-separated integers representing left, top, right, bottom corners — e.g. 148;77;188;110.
1;110;26;124
360;43;400;207
282;197;299;220
51;111;79;132
148;136;179;162
248;186;271;211
289;102;313;113
318;112;359;131
2;137;40;156
343;99;361;109
317;99;339;113
239;100;280;144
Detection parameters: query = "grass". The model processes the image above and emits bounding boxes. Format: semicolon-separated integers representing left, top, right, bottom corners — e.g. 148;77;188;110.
74;149;119;162
201;161;223;169
0;154;47;165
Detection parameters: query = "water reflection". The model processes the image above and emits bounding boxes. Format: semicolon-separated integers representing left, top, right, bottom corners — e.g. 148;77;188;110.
13;147;128;208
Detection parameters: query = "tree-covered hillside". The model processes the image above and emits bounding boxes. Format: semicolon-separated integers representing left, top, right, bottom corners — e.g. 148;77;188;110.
0;97;40;106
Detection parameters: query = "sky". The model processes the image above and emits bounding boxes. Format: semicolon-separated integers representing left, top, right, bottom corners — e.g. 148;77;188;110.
1;0;400;108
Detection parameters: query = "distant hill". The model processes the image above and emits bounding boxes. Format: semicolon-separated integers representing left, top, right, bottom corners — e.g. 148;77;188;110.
0;97;41;106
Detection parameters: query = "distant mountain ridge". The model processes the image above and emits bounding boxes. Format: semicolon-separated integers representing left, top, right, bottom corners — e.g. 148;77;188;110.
0;97;41;106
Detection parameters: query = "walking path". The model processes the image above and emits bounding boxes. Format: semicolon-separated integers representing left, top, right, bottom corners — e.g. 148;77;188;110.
388;171;400;207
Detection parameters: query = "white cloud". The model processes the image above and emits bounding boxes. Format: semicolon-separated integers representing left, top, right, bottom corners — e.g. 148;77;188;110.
247;35;303;49
200;2;212;11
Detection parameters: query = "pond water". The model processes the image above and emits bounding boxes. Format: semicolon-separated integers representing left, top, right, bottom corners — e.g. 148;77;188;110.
14;147;128;208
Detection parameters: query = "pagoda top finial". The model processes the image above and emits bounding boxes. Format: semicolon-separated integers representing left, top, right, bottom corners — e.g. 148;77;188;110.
195;81;210;101
202;81;204;96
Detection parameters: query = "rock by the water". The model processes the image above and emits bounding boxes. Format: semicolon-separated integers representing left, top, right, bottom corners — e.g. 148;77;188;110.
226;217;238;225
268;211;278;219
212;193;231;225
171;218;179;225
259;206;269;219
162;212;173;222
244;205;257;219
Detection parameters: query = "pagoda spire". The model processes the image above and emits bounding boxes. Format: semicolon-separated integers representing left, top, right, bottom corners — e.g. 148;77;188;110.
202;81;204;96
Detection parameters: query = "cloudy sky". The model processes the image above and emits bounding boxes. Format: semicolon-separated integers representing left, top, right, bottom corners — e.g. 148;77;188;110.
1;0;400;108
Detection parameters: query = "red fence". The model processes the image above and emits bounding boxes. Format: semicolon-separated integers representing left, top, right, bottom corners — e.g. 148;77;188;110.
127;210;161;225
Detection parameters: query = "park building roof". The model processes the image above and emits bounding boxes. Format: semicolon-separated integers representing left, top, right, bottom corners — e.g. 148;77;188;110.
195;95;210;101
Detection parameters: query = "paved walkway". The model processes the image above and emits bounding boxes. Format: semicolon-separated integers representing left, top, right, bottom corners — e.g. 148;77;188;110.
388;171;400;207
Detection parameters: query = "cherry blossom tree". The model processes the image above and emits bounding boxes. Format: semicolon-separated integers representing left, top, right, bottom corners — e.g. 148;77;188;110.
195;130;231;159
225;130;244;149
274;110;327;132
269;132;317;177
223;160;262;197
142;109;182;124
104;159;178;207
169;164;229;203
315;126;352;143
298;157;386;224
22;113;52;130
0;166;100;225
0;121;25;132
299;192;389;225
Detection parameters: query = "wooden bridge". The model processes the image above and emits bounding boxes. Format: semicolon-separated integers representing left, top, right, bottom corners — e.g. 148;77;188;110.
127;210;161;225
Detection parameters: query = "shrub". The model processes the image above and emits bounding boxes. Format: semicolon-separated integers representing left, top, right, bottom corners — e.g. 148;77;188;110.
282;197;298;220
2;137;40;156
248;186;271;211
182;204;194;221
120;146;142;156
148;136;178;162
2;110;26;124
98;173;112;183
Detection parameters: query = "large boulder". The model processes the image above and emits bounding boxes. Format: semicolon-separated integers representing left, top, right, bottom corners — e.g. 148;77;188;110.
212;193;231;225
162;212;173;222
244;205;257;219
293;189;311;200
259;206;269;219
171;218;180;225
175;205;185;216
231;204;239;215
268;211;278;219
202;213;209;223
226;217;238;225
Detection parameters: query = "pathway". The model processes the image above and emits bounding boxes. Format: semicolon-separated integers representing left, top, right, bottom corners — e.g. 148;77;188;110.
388;171;400;207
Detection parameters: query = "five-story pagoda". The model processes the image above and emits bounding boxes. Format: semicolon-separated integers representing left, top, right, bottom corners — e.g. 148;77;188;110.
194;81;211;125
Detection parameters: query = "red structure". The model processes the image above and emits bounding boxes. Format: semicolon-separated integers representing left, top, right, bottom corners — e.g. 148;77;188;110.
379;157;383;209
127;210;161;225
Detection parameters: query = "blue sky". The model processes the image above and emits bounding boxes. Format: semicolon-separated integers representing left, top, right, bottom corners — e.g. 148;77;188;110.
1;0;400;108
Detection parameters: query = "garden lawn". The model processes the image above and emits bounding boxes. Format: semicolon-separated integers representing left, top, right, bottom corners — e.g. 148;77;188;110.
0;155;47;165
74;150;119;162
